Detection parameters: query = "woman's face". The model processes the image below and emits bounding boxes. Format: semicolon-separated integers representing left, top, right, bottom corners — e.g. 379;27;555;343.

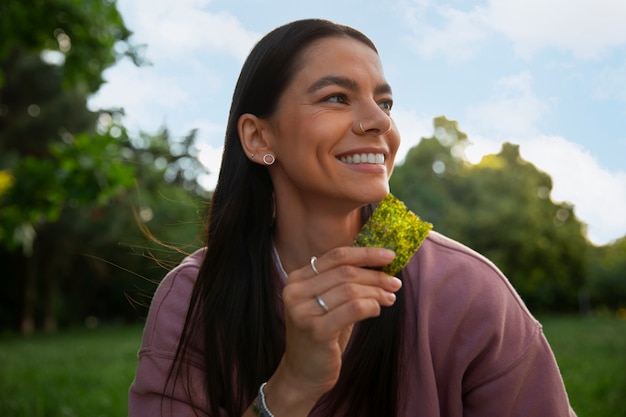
266;36;400;209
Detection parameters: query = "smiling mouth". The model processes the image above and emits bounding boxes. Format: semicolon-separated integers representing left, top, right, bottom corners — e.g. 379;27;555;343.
339;153;385;164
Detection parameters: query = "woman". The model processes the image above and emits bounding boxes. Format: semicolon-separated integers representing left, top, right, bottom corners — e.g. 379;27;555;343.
129;19;576;417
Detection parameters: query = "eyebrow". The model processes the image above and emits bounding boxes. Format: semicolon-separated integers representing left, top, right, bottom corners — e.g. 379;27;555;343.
306;75;392;96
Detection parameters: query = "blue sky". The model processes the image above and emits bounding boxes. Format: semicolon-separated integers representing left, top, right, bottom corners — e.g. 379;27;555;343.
89;0;626;245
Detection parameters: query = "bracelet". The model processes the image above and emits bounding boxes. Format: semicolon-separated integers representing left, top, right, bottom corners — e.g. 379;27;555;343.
257;382;275;417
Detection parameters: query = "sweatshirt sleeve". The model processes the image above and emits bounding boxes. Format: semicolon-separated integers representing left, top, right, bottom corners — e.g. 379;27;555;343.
410;232;577;417
128;249;215;417
462;328;577;417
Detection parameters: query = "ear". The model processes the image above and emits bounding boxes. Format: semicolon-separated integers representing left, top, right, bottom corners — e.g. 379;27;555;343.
238;113;273;164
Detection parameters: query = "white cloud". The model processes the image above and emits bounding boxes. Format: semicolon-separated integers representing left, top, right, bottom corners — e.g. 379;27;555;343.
463;132;626;245
391;108;433;164
197;143;223;192
120;0;260;62
386;100;626;246
466;72;549;137
520;136;626;245
403;5;489;61
89;60;193;130
393;109;626;245
397;1;489;62
487;0;626;59
399;0;626;61
186;119;225;191
464;134;503;164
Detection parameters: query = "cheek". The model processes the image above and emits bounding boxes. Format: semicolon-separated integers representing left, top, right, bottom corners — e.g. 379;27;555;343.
302;112;344;138
283;113;342;153
387;130;401;163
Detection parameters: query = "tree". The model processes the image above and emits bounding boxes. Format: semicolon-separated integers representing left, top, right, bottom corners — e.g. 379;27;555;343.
0;0;141;333
0;0;142;92
587;237;626;311
0;1;214;334
391;116;587;312
390;116;468;227
457;144;587;311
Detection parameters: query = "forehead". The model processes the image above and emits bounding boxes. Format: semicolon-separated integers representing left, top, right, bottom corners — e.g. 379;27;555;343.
291;36;386;87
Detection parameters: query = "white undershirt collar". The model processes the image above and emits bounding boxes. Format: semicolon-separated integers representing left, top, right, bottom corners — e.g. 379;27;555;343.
271;242;288;280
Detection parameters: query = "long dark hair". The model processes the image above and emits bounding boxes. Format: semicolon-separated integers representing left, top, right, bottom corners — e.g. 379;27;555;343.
168;19;406;416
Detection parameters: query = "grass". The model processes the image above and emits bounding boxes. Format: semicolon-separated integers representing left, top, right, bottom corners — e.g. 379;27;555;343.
540;315;626;417
0;325;142;417
0;316;624;417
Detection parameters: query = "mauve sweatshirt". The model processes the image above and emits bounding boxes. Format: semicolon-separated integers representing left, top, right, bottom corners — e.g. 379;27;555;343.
129;231;577;416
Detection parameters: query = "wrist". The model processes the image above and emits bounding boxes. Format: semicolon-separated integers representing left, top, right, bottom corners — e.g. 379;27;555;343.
262;361;322;417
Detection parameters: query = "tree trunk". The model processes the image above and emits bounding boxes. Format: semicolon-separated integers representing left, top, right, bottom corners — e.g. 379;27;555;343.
42;260;58;333
20;253;37;335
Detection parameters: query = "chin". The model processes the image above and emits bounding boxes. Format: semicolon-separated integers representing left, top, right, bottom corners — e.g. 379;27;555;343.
357;185;389;205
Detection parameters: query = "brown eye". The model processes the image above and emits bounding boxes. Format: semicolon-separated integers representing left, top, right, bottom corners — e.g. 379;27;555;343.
378;100;393;111
326;94;348;104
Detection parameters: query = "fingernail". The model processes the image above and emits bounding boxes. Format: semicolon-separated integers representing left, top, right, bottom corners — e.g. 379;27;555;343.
386;292;397;303
389;277;402;289
380;249;396;261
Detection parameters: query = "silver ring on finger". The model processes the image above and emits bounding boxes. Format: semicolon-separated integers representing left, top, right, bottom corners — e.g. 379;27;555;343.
315;294;329;313
310;256;320;275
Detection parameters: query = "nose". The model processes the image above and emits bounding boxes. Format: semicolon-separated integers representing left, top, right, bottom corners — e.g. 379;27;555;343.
358;119;392;135
354;106;392;136
356;117;392;136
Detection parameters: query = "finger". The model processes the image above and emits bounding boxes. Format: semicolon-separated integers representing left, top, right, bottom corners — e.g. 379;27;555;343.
309;246;395;278
285;264;401;303
289;278;398;326
287;246;395;283
308;297;385;337
329;280;398;309
311;283;397;315
314;294;330;314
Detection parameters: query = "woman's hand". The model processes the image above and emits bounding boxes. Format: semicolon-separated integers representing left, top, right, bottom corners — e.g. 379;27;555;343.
263;246;401;416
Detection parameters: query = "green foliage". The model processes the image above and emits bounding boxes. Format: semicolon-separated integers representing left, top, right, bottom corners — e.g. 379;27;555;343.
390;116;468;225
391;116;588;312
0;0;142;92
0;0;208;333
0;0;141;252
354;193;432;275
0;122;207;330
458;144;586;311
0;170;13;195
587;237;626;310
0;131;136;250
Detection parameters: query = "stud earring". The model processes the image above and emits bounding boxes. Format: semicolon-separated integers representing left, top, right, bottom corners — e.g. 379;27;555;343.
263;154;275;165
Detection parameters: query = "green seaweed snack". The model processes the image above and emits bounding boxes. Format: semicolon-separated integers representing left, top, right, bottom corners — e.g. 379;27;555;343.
354;193;432;276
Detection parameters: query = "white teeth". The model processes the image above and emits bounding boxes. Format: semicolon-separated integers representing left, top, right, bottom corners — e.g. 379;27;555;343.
340;153;385;165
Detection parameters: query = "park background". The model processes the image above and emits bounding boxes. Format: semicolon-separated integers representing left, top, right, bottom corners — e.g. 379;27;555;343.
0;0;624;416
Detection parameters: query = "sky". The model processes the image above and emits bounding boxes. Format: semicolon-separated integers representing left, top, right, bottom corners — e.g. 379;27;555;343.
89;0;626;246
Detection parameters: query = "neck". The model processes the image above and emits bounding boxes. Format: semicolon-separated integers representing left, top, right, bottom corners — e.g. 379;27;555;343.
272;197;366;274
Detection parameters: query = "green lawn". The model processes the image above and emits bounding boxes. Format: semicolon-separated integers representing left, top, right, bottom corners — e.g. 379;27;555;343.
540;315;626;417
0;316;624;417
0;325;142;417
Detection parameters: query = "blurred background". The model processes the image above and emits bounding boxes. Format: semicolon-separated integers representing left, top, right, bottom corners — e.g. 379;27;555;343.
0;0;624;416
